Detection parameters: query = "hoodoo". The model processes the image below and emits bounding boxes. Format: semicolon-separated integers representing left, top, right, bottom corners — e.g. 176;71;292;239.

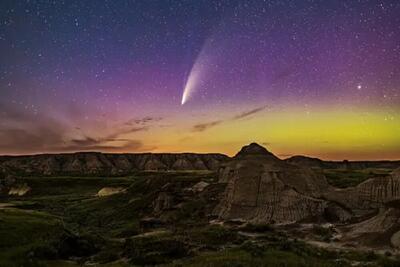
214;143;330;224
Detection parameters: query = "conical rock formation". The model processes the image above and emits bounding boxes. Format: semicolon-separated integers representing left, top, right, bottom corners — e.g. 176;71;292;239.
214;143;329;224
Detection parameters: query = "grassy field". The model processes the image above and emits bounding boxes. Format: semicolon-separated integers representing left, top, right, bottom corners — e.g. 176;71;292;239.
1;171;400;266
323;168;393;188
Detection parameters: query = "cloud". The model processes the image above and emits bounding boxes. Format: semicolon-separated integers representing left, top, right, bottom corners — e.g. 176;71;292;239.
68;125;149;151
104;126;148;140
192;105;268;132
60;140;145;153
125;116;163;126
70;136;100;147
0;103;153;154
0;103;70;153
55;123;151;153
192;120;223;132
232;106;268;120
0;125;149;154
0;127;65;153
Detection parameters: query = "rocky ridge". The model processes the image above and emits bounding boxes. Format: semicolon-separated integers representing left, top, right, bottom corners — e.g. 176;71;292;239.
214;143;330;224
2;143;400;248
213;143;400;250
286;155;400;170
1;149;398;177
0;152;229;176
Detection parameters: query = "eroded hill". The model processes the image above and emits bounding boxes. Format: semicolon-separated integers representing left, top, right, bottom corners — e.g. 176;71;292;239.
0;152;228;176
1;144;400;266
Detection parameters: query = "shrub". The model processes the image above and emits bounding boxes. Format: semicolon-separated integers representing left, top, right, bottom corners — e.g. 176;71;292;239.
124;233;189;265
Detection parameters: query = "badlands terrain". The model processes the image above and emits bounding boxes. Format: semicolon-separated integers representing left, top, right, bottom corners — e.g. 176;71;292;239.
1;143;400;266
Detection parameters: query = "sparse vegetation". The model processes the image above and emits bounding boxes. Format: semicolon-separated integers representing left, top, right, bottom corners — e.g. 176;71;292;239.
0;208;97;267
312;225;334;241
239;223;273;233
1;170;400;266
124;231;190;265
323;168;392;188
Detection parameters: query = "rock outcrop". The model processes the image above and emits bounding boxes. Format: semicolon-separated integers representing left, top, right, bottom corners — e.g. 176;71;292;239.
97;187;126;197
0;152;228;176
286;156;400;170
342;208;400;249
324;168;400;214
8;183;31;196
0;167;17;196
214;143;330;224
215;144;400;228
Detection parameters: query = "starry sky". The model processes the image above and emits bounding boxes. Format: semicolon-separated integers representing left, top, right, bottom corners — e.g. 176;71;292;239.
0;0;399;160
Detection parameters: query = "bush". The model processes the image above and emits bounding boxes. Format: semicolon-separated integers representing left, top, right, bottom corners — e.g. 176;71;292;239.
124;233;189;265
312;225;334;241
185;225;243;248
240;240;266;257
240;223;272;233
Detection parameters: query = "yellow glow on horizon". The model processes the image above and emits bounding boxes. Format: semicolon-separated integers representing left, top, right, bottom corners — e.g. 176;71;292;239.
133;106;400;160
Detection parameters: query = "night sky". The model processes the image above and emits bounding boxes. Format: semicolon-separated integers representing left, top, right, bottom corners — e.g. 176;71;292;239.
1;0;399;160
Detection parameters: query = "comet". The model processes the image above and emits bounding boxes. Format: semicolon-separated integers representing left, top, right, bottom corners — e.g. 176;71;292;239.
181;56;204;105
181;66;201;105
181;39;214;105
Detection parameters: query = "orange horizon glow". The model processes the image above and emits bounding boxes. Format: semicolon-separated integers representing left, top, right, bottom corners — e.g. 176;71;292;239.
2;105;399;161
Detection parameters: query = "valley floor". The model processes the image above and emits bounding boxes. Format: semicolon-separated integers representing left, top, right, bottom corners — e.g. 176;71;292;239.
0;171;399;267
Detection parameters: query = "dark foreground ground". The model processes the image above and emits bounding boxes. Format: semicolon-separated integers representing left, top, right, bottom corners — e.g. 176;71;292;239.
1;169;399;267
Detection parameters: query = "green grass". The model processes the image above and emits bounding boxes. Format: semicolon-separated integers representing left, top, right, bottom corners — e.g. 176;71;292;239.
124;231;190;265
0;208;101;267
0;209;64;266
0;209;63;247
2;171;400;266
167;241;400;267
323;168;392;188
167;247;343;267
14;176;134;197
311;225;334;242
181;225;243;248
4;171;214;240
239;223;273;233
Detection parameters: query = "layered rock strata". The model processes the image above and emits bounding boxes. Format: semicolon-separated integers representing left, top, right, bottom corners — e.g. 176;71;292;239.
0;152;228;176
